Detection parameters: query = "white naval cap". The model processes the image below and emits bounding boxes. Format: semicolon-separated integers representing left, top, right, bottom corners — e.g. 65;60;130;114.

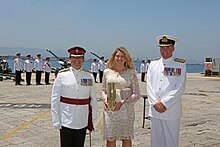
156;35;178;47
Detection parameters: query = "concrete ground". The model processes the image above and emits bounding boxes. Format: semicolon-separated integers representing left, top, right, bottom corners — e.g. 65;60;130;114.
0;73;219;147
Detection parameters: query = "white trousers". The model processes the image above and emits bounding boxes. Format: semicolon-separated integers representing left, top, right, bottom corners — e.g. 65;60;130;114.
150;117;180;147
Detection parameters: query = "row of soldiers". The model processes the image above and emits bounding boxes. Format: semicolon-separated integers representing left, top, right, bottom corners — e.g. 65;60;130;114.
14;53;52;86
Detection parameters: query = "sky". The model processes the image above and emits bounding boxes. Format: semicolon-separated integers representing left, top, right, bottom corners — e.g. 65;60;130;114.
0;0;220;63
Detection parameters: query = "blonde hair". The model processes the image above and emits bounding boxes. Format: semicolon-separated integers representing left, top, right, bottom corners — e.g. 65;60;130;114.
107;46;135;69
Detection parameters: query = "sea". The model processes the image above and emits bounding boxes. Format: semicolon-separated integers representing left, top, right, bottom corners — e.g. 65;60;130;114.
7;60;204;73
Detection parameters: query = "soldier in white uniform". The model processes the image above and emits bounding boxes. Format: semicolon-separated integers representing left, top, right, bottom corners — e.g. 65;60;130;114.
14;53;23;85
33;54;43;85
145;60;151;74
147;35;186;147
24;54;33;85
98;56;106;83
140;60;146;82
43;57;52;85
51;46;98;147
91;58;98;83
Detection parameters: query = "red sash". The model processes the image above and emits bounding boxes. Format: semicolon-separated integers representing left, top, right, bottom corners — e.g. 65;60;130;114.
60;96;94;132
46;62;51;68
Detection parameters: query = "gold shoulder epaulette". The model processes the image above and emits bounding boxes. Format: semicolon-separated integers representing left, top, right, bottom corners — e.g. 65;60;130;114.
59;68;70;73
82;69;93;73
174;58;186;63
152;57;161;61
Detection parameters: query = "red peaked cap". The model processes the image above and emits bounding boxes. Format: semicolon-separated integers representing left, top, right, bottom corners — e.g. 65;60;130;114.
68;46;86;57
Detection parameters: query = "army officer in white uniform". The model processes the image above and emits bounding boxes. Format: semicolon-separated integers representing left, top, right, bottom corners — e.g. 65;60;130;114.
51;46;98;147
147;35;186;147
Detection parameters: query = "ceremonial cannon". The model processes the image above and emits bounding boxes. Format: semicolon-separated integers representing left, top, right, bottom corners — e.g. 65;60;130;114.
90;51;108;62
0;58;14;81
46;48;71;77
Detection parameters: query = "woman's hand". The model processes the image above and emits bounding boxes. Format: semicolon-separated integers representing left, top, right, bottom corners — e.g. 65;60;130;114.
113;101;123;111
104;98;108;110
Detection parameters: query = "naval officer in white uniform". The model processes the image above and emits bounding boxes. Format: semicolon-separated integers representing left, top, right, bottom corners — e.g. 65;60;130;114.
147;35;186;147
51;46;98;147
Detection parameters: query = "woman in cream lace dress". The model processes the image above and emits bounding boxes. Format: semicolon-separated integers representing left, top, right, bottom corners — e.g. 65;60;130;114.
102;47;140;147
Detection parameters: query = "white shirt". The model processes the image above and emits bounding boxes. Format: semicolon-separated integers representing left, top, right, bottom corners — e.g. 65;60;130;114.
140;63;146;73
98;59;106;71
24;59;33;72
14;58;23;71
147;56;186;120
34;58;43;71
145;62;150;73
105;62;108;69
44;61;52;73
51;67;98;129
91;62;98;73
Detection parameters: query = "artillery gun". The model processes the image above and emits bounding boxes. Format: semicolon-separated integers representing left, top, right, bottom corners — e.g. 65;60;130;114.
90;51;103;60
46;48;71;77
90;51;108;62
0;58;14;81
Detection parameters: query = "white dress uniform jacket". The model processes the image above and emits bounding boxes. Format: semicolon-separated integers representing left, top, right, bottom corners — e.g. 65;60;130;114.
147;56;186;120
24;59;33;72
98;60;106;71
140;63;146;73
14;58;23;72
43;61;52;73
34;59;43;71
145;62;150;73
51;67;98;129
91;62;98;73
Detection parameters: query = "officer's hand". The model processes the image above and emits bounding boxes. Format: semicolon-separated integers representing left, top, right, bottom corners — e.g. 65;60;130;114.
154;100;166;113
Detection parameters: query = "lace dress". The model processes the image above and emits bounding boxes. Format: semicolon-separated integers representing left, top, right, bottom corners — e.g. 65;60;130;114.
102;68;140;140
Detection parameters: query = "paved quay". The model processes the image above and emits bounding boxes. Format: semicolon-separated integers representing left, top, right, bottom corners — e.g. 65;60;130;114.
0;73;219;147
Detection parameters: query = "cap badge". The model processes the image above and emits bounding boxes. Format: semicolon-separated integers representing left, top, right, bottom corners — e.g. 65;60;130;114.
76;49;78;54
162;36;168;43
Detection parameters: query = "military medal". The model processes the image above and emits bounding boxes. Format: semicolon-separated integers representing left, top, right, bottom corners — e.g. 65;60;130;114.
81;79;93;86
164;67;181;76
